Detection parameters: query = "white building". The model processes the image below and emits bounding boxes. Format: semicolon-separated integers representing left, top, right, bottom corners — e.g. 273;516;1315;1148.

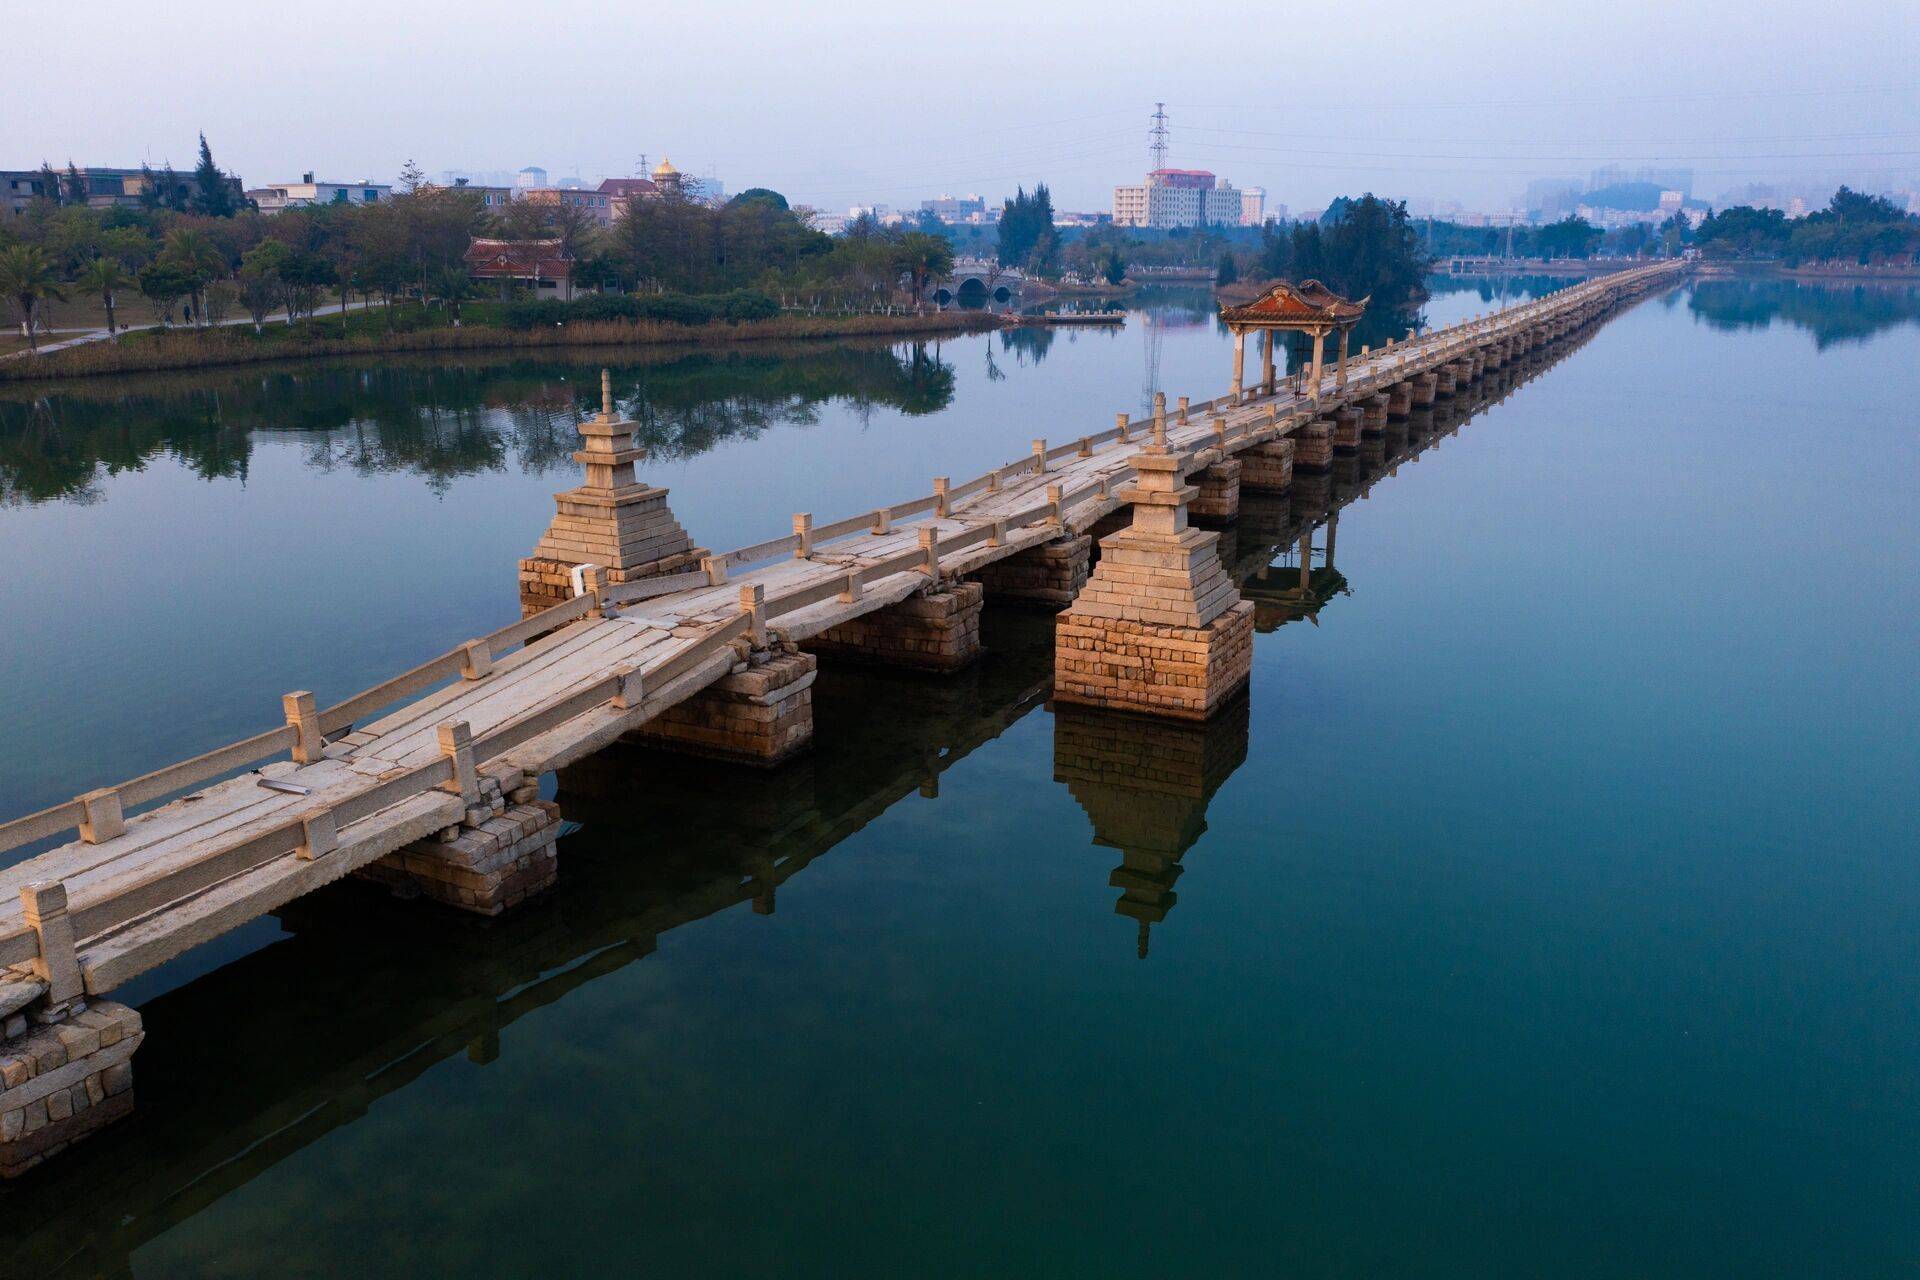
1112;169;1247;229
247;173;392;212
514;166;548;190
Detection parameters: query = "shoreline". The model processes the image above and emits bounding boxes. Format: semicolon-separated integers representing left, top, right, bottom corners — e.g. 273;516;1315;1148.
0;310;1007;385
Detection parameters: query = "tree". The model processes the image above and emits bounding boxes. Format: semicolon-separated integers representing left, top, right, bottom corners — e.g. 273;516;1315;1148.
100;225;158;271
35;163;64;206
430;266;474;325
1216;253;1238;286
190;133;236;216
237;240;290;332
1657;212;1692;257
1103;247;1126;286
159;226;226;325
0;245;67;349
729;188;790;212
997;185;1055;269
138;261;194;326
891;231;954;309
398;158;426;194
77;257;127;338
1535;215;1602;260
64;162;88;206
279;251;337;322
1319;194;1428;311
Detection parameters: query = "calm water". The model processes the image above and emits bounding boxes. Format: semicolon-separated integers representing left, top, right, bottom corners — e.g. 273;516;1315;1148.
1;277;1917;1277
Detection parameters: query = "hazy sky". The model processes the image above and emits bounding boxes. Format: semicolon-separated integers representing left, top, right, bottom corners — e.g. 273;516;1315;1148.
11;0;1918;212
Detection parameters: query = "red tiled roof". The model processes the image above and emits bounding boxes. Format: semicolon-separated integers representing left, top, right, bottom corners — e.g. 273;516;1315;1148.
464;238;573;280
1218;278;1368;326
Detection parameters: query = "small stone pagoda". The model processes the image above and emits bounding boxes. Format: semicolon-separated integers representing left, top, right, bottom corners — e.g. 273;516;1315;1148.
1054;435;1254;721
518;371;707;616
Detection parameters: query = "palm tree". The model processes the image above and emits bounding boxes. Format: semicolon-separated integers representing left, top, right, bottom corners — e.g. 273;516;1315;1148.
0;245;67;351
160;227;224;327
77;257;127;339
430;267;474;327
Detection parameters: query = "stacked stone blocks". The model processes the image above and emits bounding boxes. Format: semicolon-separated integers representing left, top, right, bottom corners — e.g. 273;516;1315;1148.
363;795;562;917
632;648;816;766
1054;447;1254;722
809;581;983;672
972;534;1090;610
1;1002;142;1178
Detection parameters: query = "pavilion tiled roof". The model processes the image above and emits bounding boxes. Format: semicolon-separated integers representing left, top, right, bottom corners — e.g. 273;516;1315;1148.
464;238;573;280
1218;278;1368;326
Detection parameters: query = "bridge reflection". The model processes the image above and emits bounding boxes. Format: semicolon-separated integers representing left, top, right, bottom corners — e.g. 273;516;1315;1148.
0;328;1572;1270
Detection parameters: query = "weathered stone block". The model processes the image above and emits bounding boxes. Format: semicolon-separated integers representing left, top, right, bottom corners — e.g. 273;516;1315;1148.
0;1000;142;1178
972;534;1091;611
1188;459;1241;525
806;581;984;673
629;649;817;766
1238;440;1294;494
359;801;563;917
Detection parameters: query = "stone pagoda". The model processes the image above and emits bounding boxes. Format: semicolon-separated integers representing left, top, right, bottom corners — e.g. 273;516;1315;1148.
1053;432;1254;721
518;370;706;616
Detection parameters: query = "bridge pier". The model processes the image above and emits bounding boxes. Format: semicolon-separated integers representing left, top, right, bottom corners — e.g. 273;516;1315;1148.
1410;371;1438;407
1053;444;1253;722
1238;439;1294;494
630;646;817;767
1333;406;1364;451
0;986;144;1179
1295;418;1335;471
361;780;563;917
1387;382;1413;418
1362;394;1390;433
1189;459;1241;525
807;581;984;673
972;532;1092;611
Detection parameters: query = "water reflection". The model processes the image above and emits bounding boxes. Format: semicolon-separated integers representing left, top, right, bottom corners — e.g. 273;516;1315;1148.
0;341;960;505
0;298;1599;1271
1686;277;1920;348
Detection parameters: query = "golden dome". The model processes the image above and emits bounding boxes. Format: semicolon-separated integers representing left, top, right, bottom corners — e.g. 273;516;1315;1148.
651;157;679;179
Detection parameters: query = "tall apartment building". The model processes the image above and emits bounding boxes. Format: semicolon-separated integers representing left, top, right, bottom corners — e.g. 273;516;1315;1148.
1113;169;1252;229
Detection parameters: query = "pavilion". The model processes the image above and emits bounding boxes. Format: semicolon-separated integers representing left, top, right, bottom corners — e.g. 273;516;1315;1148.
1217;279;1368;403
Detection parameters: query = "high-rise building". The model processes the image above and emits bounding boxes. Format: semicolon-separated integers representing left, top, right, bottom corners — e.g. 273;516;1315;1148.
1113;169;1250;228
514;166;548;190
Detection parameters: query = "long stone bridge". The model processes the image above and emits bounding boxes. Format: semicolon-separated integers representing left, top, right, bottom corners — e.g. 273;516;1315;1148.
0;261;1683;1176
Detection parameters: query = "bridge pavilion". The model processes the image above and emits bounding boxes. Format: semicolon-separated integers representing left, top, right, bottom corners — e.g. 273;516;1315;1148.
1218;279;1367;404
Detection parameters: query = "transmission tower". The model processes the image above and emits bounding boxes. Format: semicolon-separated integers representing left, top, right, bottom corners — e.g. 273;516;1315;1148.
1149;102;1170;172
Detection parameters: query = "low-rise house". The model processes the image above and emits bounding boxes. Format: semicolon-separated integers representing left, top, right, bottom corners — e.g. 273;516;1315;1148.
518;187;614;227
248;173;393;212
465;237;574;298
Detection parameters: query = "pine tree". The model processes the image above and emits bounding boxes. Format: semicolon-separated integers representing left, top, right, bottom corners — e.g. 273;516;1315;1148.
191;133;235;216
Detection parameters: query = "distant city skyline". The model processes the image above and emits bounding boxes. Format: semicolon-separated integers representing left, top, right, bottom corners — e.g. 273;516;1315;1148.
11;0;1918;218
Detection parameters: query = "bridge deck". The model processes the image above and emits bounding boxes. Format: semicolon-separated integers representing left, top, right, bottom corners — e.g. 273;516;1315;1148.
0;264;1682;1000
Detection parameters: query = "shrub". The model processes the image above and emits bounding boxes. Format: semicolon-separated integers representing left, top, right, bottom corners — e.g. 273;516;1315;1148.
498;290;781;330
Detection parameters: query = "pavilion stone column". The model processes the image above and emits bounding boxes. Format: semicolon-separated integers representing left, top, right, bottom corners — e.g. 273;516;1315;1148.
1261;329;1277;396
0;904;145;1178
1054;445;1254;722
519;370;707;617
1308;331;1326;402
1335;328;1350;388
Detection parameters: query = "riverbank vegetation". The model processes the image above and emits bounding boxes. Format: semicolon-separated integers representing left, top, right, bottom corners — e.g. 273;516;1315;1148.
0;138;971;373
